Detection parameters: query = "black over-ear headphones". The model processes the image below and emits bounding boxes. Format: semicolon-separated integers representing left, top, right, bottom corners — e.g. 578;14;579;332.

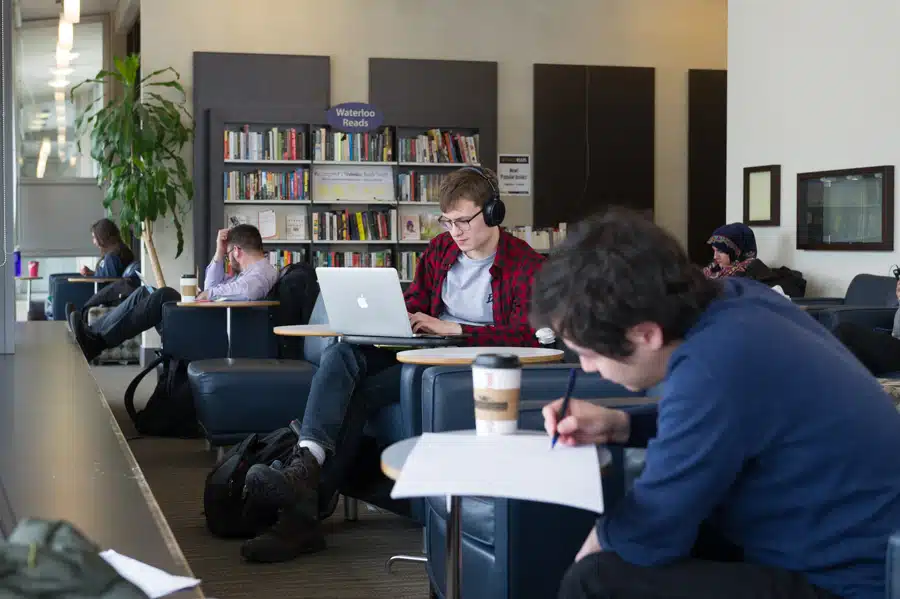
458;165;506;227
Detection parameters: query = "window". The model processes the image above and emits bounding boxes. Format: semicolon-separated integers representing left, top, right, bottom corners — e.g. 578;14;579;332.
14;17;106;180
796;165;894;251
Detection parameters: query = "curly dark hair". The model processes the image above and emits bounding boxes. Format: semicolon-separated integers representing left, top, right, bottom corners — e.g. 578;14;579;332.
530;208;721;358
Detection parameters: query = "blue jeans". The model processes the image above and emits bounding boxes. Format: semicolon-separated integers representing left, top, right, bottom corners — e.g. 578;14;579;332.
299;342;401;454
89;286;181;347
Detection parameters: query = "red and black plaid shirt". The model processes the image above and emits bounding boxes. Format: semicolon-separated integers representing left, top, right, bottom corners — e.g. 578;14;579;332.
403;230;544;347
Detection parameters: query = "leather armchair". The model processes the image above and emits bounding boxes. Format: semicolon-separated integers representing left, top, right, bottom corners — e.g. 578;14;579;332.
187;294;432;522
816;305;897;334
796;274;898;323
160;301;277;362
419;364;656;599
48;273;101;320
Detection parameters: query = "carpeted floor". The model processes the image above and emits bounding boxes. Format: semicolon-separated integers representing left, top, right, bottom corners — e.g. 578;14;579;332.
91;364;430;599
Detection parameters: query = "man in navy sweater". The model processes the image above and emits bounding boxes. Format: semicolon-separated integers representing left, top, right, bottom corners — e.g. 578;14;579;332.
532;208;900;599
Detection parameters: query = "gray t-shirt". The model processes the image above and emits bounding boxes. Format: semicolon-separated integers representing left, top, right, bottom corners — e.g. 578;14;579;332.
439;252;496;326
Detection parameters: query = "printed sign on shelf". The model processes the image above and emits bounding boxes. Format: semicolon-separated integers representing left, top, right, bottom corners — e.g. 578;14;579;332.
325;102;385;133
498;154;531;196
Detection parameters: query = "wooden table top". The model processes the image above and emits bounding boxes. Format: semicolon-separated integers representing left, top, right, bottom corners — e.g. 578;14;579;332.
396;346;564;366
67;277;123;283
175;300;280;308
15;276;42;280
273;324;338;337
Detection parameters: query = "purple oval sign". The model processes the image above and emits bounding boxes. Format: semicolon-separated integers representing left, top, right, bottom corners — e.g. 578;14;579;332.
325;102;384;133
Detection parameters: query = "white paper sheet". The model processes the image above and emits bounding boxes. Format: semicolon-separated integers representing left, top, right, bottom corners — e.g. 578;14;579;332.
390;433;605;514
99;550;201;598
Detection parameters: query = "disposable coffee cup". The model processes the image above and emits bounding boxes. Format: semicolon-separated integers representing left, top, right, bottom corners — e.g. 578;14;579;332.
472;353;522;435
180;274;198;302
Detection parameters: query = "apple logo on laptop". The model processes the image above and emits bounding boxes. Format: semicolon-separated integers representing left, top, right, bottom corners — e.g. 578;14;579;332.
357;294;369;309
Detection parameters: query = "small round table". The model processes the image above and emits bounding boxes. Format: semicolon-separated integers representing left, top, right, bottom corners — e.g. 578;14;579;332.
273;324;338;337
382;432;610;599
176;300;280;357
67;276;122;294
396;346;564;366
15;276;42;306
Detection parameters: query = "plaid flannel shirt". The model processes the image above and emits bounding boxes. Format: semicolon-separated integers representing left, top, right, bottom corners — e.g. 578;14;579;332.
403;230;544;347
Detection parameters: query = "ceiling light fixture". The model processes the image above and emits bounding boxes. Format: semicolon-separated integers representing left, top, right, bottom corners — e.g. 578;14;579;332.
48;79;70;88
36;138;52;179
63;0;80;24
58;18;74;51
56;46;78;64
51;67;74;76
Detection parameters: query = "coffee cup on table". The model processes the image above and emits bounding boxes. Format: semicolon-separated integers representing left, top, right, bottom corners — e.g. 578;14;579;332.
180;274;198;302
472;353;522;435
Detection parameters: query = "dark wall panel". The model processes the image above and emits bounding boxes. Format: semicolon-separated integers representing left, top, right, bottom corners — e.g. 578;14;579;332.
192;52;330;274
534;64;655;228
369;58;498;171
687;69;727;265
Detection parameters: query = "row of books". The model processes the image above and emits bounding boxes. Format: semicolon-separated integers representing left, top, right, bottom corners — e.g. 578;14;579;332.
225;126;308;161
400;213;441;241
398;172;447;203
312;251;394;268
312;128;394;163
398;251;424;281
312;209;395;242
224;169;310;202
507;224;569;252
397;129;480;164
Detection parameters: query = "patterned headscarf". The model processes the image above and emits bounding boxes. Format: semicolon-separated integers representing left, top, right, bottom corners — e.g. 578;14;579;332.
703;223;758;279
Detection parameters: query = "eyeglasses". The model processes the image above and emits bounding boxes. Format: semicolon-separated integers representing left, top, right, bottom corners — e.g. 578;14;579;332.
438;209;483;232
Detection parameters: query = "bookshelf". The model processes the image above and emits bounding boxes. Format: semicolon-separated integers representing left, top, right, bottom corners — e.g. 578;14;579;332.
209;113;483;281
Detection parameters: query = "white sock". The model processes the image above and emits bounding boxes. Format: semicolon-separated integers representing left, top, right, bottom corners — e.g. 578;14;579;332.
298;440;326;466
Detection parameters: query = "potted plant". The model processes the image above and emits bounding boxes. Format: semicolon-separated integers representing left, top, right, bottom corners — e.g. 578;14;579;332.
72;54;194;288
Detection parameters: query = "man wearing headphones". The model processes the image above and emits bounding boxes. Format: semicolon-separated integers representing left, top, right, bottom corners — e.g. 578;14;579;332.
240;166;545;563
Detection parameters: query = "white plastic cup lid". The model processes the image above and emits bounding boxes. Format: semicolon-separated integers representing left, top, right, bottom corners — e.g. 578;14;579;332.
535;328;556;344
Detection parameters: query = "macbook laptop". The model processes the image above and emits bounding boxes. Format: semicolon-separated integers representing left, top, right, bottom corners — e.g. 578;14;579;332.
315;267;459;340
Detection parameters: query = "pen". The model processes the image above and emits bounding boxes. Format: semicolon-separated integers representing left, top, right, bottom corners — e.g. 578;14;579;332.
551;368;578;449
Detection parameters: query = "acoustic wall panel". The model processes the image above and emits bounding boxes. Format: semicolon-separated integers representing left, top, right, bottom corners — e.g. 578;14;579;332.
534;64;655;228
687;69;727;265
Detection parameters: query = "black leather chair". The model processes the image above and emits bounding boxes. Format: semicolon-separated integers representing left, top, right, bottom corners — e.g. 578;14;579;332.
797;273;898;325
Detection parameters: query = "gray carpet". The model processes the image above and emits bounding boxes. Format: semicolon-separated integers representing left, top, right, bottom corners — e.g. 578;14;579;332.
91;364;430;599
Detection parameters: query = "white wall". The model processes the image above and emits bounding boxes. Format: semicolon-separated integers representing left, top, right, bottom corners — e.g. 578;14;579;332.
727;0;900;296
140;0;728;291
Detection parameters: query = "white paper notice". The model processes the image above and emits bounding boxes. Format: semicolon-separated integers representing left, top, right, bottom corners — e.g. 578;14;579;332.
257;209;277;239
99;550;201;598
390;433;604;514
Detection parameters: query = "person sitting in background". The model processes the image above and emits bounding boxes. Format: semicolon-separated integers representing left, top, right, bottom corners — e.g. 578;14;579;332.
81;218;135;277
702;222;766;280
238;166;544;564
532;208;900;599
68;224;277;362
833;279;900;377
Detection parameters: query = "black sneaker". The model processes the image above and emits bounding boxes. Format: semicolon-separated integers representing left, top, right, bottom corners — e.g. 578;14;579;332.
239;504;326;563
68;310;105;362
243;446;321;510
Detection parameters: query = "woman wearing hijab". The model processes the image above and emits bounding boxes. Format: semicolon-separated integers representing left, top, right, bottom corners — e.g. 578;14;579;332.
702;223;767;280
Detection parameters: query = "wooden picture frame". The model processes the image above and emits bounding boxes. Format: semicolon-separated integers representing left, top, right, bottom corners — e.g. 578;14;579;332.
743;165;781;226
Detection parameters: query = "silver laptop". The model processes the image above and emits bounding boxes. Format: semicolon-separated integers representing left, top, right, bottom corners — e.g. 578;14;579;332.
315;267;421;337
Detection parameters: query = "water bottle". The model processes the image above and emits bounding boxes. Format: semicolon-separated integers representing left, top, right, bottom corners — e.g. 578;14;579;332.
13;247;20;278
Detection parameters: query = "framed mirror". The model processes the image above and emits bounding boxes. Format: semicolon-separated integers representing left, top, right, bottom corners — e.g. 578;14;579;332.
743;165;781;226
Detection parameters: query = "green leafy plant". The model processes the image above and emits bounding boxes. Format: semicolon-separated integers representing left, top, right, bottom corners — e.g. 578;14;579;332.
72;53;194;288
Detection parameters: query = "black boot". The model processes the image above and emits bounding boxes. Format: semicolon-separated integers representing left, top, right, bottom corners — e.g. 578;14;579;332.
68;310;106;362
241;447;326;563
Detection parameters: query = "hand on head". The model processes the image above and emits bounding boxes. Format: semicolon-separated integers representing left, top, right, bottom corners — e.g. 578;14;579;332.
542;398;630;446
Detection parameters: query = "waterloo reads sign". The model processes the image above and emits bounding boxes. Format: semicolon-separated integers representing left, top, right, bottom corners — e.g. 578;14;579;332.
326;102;384;133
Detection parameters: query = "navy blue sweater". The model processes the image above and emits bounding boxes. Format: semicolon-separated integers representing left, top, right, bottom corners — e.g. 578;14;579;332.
599;278;900;599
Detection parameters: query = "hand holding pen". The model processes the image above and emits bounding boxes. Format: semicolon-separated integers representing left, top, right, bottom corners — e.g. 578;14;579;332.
543;375;632;447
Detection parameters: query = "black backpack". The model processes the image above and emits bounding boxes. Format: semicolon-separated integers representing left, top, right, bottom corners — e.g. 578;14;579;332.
267;263;319;359
123;353;201;438
203;426;298;538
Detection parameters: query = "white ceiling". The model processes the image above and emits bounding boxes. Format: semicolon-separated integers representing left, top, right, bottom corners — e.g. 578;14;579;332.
18;0;119;21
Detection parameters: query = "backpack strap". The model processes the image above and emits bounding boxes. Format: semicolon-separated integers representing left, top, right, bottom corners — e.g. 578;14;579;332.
123;354;166;424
